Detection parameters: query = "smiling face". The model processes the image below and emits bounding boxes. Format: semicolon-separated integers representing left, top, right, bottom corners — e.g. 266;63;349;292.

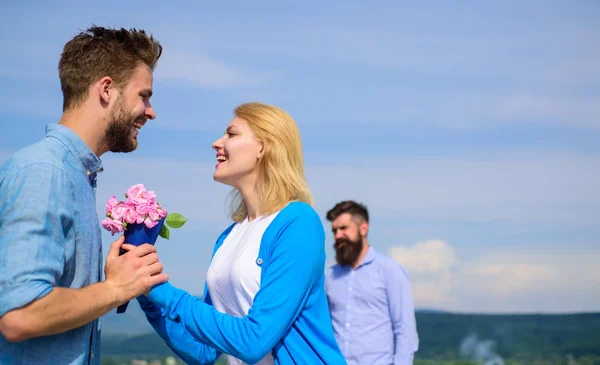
104;64;156;153
212;116;264;188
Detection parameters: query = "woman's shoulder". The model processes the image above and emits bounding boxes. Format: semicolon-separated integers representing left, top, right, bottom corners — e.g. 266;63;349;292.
280;201;319;219
262;201;325;256
265;202;324;237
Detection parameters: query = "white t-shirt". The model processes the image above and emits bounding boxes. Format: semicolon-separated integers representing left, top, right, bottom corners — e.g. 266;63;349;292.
206;212;280;365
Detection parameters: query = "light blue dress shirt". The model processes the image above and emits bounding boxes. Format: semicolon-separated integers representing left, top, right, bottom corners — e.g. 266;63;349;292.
325;246;419;365
0;124;104;364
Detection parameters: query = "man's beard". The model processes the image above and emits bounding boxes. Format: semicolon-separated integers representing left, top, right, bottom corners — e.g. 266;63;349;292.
334;235;364;267
105;97;139;153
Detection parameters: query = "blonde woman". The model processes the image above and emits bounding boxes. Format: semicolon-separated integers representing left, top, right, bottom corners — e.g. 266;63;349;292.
138;102;346;365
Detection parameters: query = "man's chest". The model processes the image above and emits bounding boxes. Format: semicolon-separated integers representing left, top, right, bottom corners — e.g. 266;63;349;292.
60;176;103;287
327;269;389;312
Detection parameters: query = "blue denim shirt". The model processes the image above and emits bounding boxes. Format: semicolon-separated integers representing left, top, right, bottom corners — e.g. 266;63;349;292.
0;124;104;364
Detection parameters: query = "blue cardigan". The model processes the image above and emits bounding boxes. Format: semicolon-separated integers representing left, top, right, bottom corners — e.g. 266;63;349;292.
139;202;347;365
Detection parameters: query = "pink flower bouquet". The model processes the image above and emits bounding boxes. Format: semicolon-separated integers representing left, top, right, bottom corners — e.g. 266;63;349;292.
102;183;187;313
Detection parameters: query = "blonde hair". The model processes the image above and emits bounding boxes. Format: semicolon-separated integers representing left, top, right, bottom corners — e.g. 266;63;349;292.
229;102;313;222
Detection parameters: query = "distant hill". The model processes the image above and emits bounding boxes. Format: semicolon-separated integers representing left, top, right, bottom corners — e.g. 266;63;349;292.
415;311;600;361
101;310;600;362
102;333;175;358
102;301;154;336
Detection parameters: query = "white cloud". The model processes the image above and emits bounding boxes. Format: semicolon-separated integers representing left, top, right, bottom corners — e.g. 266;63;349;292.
155;50;282;89
389;240;455;274
494;93;600;129
186;6;600;89
150;7;600;131
0;150;14;165
287;87;600;130
307;153;600;226
389;240;458;310
461;259;557;298
389;240;600;313
0;38;60;82
2;12;597;130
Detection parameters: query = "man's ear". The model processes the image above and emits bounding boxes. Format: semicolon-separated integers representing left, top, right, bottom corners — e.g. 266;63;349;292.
98;76;115;105
359;221;369;237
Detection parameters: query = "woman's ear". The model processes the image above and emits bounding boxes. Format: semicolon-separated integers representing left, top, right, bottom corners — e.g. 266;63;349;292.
257;142;265;159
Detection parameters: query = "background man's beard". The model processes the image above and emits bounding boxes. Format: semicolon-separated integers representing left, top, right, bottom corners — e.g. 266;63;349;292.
334;236;364;267
105;99;138;153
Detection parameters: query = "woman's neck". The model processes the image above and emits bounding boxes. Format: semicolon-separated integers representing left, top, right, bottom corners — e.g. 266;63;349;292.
236;179;261;222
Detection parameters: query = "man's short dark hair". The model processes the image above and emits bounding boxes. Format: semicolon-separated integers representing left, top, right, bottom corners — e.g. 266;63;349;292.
59;25;162;111
326;200;369;223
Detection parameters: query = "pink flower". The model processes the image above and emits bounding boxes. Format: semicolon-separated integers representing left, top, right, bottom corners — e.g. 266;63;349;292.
127;184;156;206
126;184;145;199
145;190;157;201
106;196;118;215
144;216;159;229
102;184;176;237
110;203;138;224
136;203;159;223
102;218;125;235
123;203;139;224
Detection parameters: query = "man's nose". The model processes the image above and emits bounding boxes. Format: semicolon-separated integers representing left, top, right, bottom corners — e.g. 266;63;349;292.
145;106;156;120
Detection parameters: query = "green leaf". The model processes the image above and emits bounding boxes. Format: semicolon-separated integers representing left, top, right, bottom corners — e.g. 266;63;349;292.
159;224;170;240
165;213;187;229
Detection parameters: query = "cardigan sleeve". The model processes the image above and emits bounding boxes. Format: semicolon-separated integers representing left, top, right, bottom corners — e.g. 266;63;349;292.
147;207;325;364
137;295;221;365
134;224;235;365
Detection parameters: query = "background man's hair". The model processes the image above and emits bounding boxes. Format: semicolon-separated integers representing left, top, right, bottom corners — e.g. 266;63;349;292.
326;200;369;223
58;25;162;111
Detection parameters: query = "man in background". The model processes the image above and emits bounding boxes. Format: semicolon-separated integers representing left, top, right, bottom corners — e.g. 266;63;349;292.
325;200;419;364
0;26;167;364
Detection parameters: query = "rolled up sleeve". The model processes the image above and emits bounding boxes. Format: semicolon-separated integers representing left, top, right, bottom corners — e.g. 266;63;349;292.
0;164;73;317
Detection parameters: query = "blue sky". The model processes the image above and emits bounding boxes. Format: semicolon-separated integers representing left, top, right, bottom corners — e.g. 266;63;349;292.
1;0;598;313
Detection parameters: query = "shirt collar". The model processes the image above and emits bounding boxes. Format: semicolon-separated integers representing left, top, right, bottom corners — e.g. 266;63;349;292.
45;124;103;181
356;245;376;268
339;246;377;271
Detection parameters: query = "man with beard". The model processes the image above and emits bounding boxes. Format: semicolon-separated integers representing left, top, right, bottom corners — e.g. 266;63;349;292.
0;26;168;365
325;201;419;365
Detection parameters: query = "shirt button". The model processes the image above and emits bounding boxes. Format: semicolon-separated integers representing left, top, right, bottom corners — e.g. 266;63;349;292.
347;304;351;308
345;323;350;327
348;287;353;291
